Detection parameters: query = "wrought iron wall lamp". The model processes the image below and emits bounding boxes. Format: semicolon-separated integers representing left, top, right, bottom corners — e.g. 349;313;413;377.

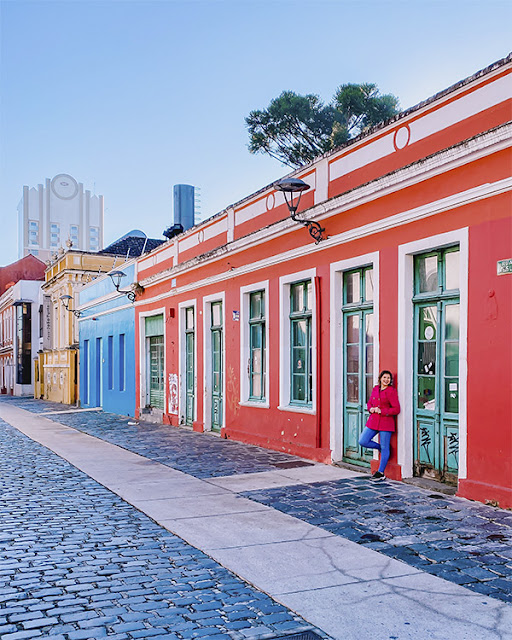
59;295;82;318
274;178;325;243
108;270;136;302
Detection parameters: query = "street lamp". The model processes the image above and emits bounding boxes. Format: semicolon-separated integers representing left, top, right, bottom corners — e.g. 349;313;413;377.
59;295;82;318
274;177;325;243
108;270;136;302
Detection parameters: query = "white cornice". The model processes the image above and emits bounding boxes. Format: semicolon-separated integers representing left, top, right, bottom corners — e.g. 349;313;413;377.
136;175;511;307
77;290;127;312
139;124;510;294
78;301;133;320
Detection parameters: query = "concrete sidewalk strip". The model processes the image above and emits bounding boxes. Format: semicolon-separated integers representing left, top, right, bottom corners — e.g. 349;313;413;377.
281;574;512;640
160;508;333;550
1;401;512;640
205;535;421;593
205;465;361;493
128;492;272;520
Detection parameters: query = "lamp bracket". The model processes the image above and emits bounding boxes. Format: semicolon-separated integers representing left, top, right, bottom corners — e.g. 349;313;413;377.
290;210;326;244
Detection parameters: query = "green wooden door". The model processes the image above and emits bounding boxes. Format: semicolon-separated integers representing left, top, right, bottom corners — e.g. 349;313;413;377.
211;302;223;431
148;336;164;409
413;248;460;482
343;310;374;465
184;307;195;425
145;315;164;409
185;325;195;425
342;267;374;466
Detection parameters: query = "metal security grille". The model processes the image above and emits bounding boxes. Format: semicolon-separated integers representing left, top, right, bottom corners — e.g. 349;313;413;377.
148;336;164;409
185;307;195;425
210;302;223;432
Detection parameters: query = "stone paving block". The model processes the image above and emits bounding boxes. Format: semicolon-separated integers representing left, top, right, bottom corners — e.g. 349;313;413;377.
0;624;17;635
68;628;108;639
21;616;58;629
78;615;120;628
0;631;42;640
8;611;43;623
130;629;169;638
112;621;147;633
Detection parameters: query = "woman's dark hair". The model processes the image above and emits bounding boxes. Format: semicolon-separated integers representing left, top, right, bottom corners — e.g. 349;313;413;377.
378;370;393;385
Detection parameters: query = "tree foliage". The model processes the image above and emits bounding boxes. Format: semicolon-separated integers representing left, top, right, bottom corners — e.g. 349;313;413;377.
246;83;400;168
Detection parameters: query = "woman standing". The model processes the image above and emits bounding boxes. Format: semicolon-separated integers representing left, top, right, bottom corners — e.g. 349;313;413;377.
359;370;400;481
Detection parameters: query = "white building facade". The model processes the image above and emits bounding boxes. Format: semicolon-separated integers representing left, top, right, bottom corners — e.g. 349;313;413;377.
18;173;104;262
0;280;43;397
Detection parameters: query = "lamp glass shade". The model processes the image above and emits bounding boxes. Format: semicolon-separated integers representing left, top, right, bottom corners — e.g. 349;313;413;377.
274;178;310;193
108;270;126;289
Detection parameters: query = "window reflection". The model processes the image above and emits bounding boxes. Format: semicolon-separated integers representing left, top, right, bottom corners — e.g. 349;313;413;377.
345;272;360;304
445;250;460;291
365;268;374;302
418;255;438;293
346;315;360;343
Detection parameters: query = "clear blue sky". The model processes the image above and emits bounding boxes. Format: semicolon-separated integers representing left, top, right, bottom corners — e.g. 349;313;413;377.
1;0;510;265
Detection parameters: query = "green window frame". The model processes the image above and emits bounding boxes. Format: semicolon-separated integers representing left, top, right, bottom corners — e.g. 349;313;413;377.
414;246;460;298
342;266;374;308
290;280;312;405
249;291;266;401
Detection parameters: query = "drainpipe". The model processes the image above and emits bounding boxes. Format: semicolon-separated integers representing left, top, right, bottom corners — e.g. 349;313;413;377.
315;276;322;450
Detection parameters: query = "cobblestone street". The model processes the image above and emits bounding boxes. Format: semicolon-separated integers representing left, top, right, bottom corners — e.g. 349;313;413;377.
0;416;317;640
1;397;511;640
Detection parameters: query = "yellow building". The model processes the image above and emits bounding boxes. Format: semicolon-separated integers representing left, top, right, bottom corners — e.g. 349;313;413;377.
36;249;118;404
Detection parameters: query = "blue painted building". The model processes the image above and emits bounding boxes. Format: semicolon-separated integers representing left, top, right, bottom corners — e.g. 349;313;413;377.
78;262;137;416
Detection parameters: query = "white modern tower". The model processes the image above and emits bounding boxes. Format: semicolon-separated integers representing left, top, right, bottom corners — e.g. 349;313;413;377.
17;173;104;261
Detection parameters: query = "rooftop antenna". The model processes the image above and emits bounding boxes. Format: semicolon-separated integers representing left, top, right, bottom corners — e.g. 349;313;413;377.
125;247;130;262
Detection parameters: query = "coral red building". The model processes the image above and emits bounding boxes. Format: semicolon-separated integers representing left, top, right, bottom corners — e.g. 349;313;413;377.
133;55;512;507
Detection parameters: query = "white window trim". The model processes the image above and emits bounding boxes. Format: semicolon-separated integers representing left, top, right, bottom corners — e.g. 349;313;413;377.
203;292;226;432
397;228;468;479
138;307;166;411
278;268;317;414
239;280;270;408
178;299;197;425
329;252;380;462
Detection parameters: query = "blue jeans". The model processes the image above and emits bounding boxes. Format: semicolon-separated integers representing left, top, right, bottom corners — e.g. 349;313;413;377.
359;427;392;473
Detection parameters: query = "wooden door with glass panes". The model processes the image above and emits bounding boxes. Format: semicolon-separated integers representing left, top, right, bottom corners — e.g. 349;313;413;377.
413;247;460;483
148;336;164;409
210;302;223;432
342;267;374;466
185;307;195;425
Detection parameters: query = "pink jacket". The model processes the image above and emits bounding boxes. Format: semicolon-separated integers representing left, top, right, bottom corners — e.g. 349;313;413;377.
366;385;400;432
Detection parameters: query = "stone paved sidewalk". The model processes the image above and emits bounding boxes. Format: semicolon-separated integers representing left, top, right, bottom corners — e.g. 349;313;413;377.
242;478;512;604
1;397;307;478
0;418;320;640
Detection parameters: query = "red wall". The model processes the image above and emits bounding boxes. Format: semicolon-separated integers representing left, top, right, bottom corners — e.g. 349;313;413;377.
0;254;45;295
459;211;512;507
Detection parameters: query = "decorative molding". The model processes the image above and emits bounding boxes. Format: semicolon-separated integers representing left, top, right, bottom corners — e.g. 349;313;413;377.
137;174;510;307
139;124;511;294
